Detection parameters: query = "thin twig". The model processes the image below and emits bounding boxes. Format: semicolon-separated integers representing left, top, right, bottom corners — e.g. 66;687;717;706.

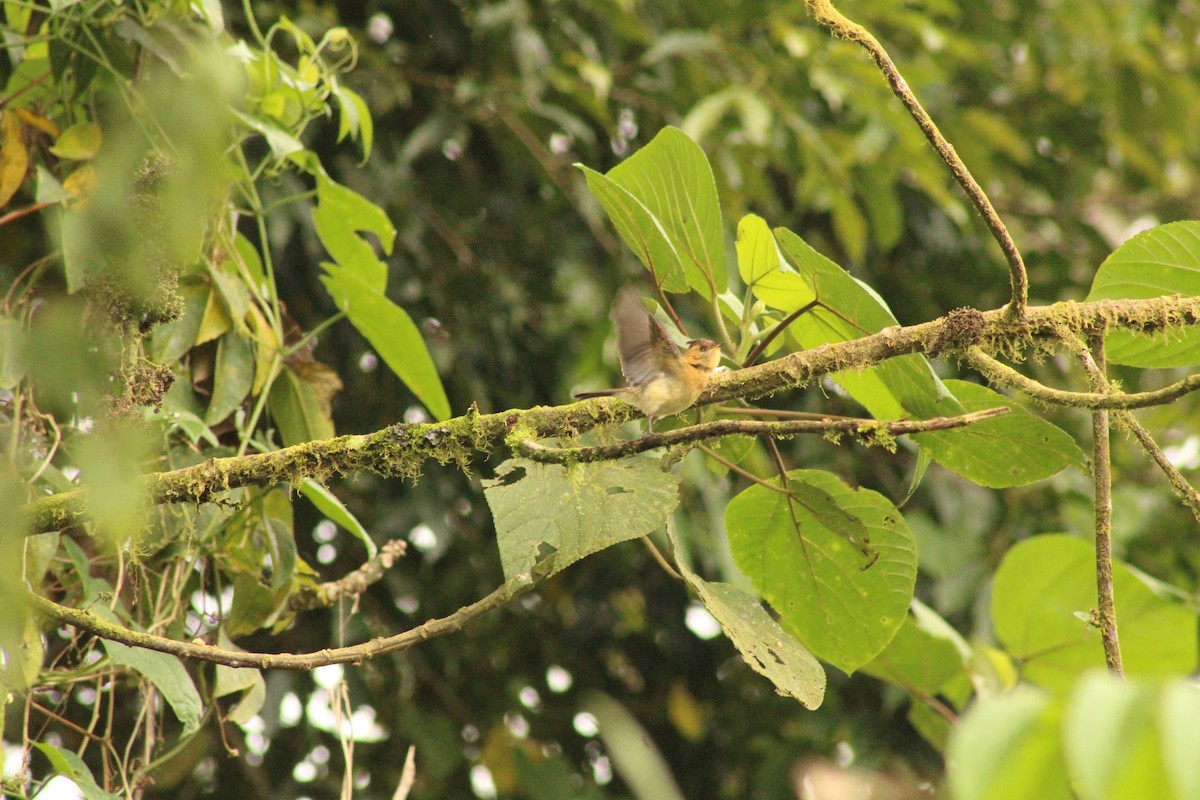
517;408;1008;464
1121;415;1200;524
288;539;408;611
804;0;1028;317
967;348;1200;410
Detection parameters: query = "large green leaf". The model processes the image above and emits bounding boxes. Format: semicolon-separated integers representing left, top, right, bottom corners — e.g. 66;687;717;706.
586;126;726;296
769;226;951;419
725;469;916;673
577;165;688;292
483;458;679;583
320;266;450;421
1086;221;1200;367
767;227;1082;486
991;535;1198;692
102;639;204;735
948;687;1073;800
914;380;1084;487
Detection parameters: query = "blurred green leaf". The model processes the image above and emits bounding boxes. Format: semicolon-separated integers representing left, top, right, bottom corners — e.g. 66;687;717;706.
269;365;335;445
333;83;373;160
33;742;122;800
948;687;1072;800
862;612;965;696
314;173;394;291
580;692;685;800
726;469;916;673
1087;221;1200;367
320;266;449;421
1161;680;1200;800
49;120;102;160
1064;673;1172;800
991;535;1198;692
483;457;679;583
147;280;208;364
0;314;26;388
102;640;204;735
233;110;304;159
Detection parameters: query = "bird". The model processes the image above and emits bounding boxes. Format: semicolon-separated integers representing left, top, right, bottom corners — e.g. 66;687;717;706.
574;288;722;431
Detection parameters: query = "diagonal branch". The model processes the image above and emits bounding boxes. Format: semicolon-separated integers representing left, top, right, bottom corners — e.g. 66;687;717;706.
27;574;534;670
805;0;1028;318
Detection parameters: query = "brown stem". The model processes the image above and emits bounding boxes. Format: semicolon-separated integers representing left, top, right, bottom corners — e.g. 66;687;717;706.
1082;333;1123;676
743;299;820;367
804;0;1028;317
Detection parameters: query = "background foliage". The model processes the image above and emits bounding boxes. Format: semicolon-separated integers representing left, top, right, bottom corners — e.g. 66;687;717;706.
3;0;1200;798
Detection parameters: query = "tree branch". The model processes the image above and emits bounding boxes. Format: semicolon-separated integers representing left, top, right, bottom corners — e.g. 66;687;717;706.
515;409;1009;464
1081;333;1123;676
967;348;1200;409
287;539;408;611
805;0;1028;317
22;295;1200;534
27;574;534;670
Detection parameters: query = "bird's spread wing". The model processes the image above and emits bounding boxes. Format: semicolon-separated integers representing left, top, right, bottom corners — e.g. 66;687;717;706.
611;288;680;388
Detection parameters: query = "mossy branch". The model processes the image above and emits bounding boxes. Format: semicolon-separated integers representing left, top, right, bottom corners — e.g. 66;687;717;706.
967;348;1200;409
516;408;1008;464
21;295;1200;534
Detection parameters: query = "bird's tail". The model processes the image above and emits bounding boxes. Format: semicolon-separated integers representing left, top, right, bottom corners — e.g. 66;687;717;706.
573;389;619;400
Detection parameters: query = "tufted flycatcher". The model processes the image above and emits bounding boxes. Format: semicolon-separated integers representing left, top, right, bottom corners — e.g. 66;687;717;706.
574;288;722;430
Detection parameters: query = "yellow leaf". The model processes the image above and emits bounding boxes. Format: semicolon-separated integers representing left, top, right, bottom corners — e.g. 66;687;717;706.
0;112;30;208
13;108;59;138
50;121;103;161
195;287;233;345
62;164;98;208
247;304;280;395
667;680;708;742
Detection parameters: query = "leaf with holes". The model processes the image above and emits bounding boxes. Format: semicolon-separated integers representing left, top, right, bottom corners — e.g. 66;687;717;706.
483;458;679;583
